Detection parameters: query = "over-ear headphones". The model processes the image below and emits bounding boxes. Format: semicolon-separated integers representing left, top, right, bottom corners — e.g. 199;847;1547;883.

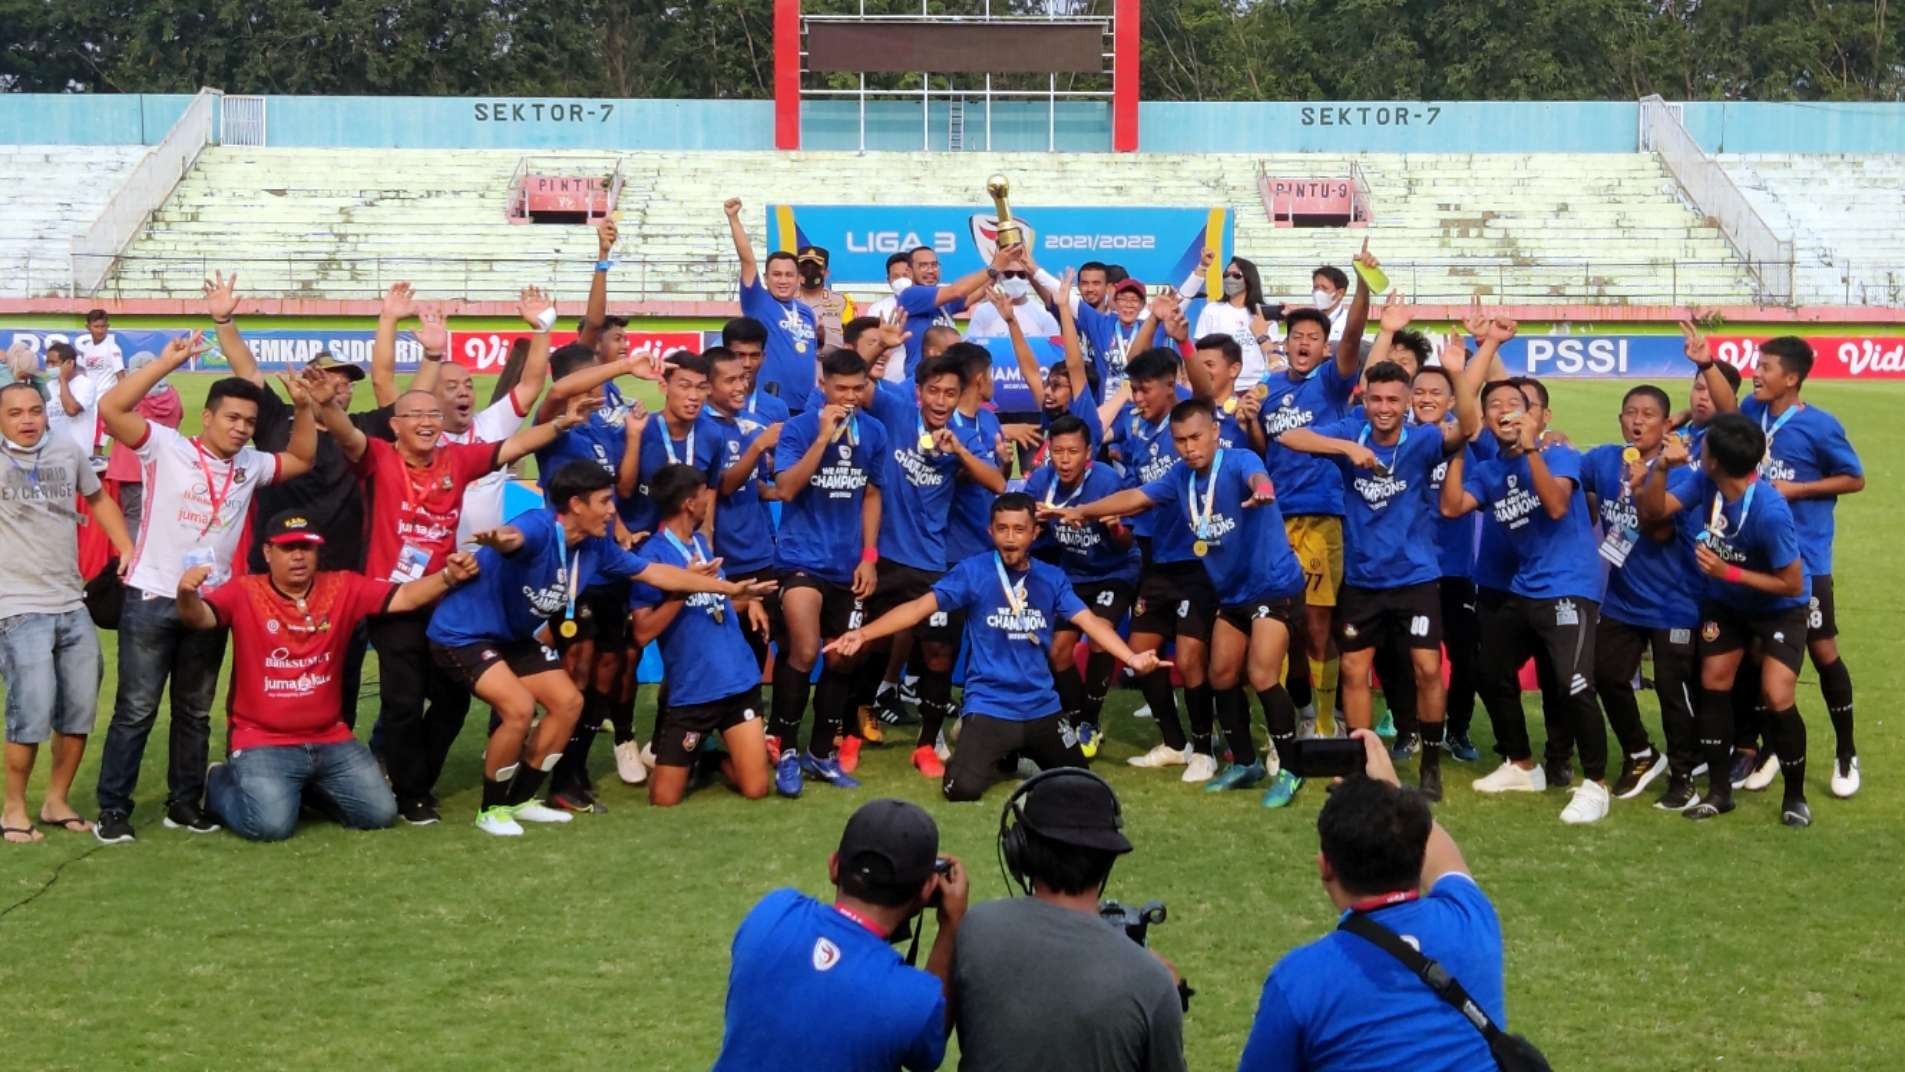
997;767;1125;896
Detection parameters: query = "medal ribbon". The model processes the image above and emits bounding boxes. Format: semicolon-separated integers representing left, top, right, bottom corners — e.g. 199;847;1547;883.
191;438;238;539
1187;449;1225;540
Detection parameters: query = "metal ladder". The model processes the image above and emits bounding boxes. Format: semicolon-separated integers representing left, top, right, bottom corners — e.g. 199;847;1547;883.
948;98;966;151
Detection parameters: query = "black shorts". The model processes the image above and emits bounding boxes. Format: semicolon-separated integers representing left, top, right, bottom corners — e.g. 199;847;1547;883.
868;560;959;644
1699;603;1810;674
779;569;865;638
430;638;563;690
1069;579;1136;627
1217;593;1302;634
1336;582;1443;652
653;687;763;766
554;582;631;650
731;565;784;638
1129;561;1216;641
942;712;1085;802
1806;574;1838;642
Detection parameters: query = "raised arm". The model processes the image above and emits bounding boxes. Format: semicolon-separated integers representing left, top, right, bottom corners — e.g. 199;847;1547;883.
1638;437;1690;525
371;283;417;407
388;552;481;614
1438;448;1480;519
1446;332;1490;447
1045;486;1157;526
1053;271;1090;396
578;220;617;351
1368;290;1409;370
1681;322;1737;416
548;354;639;405
512;286;556;414
1518;419;1574;520
100;332;199;447
275;373;319;479
202;271;262;386
616;405;646;500
500;392;595;467
304;369;368;463
406;305;448;397
775;407;845;498
1350;729;1469;887
1335;240;1378;381
54;360;85;417
725;197;758;288
993;286;1044;396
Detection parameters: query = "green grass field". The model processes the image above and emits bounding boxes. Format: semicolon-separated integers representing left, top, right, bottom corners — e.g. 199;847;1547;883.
2;376;1899;1071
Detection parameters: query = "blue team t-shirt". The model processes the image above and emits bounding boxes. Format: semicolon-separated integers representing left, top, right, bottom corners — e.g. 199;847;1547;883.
1740;397;1861;577
1025;462;1140;585
622;412;726;535
1140;451;1305;607
772;408;887;583
714;889;946;1072
1580;444;1701;630
1259;360;1357;518
1312;417;1452;589
1071;303;1145;390
740;277;819;411
534;387;629;502
1426;435;1479;581
1668;467;1812;614
427;507;651;648
628;532;760;707
943;407;1002;567
1104;402;1185;557
1238;874;1504;1072
896;284;966;378
1041;386;1104;449
868;384;977;573
1465;433;1516;592
708;401;784;574
931;554;1086;721
1462;444;1601;602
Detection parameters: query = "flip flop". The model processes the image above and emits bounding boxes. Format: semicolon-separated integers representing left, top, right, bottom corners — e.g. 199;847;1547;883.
37;812;90;833
3;824;44;845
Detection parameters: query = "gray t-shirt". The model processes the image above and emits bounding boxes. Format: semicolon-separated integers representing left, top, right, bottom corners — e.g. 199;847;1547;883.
953;898;1186;1072
0;434;99;618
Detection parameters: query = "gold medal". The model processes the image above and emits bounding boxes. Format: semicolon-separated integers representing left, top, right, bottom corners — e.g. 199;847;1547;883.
1222;397;1238;415
1621;446;1641;464
559;619;578;639
1192;539;1209;557
918;432;935;452
712;604;726;625
1252;384;1269;400
794;341;807;354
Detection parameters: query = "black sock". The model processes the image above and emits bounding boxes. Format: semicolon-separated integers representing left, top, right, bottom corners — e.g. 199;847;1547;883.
1419;719;1444;772
851;656;886;710
481;772;513;810
1138;669;1187;751
1054;662;1088;722
1815;658;1854;760
1697;684;1735;803
813;668;853;757
917;670;955;748
1082;651;1116;723
548;696;602;796
1185;683;1216;758
770;659;812;749
1256;685;1296;767
1730;667;1764;753
1214;688;1258;766
505;764;549;806
1286;658;1314;711
1773;705;1807;805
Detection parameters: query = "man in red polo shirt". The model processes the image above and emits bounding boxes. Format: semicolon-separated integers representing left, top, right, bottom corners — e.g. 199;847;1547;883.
310;370;592;825
177;510;479;841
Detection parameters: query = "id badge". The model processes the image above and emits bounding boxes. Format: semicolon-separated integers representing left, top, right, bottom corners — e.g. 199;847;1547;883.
390;543;431;583
1598;524;1638;568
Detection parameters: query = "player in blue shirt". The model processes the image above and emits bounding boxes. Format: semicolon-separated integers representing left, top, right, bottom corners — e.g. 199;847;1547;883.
1702;333;1865;799
726;197;819;410
1057;401;1310;807
1673;324;1744;462
1025;415;1140;763
628;464;773;808
617;352;725;535
1070;277;1156;394
828;494;1165;802
860;352;1005;782
1247;248;1377;741
894;243;1015;378
715;799;968;1072
769;349;887;797
942;344;1007;568
1276;347;1489;803
1578;385;1699;810
1102;349;1214;777
1641;413;1815;827
1181;332;1254;452
1002;270;1106;452
1442;378;1615;825
1239;732;1507;1072
426;461;766;836
705;344;787;673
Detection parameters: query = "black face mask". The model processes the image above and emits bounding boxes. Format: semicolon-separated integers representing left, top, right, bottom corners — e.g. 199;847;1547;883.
800;269;824;288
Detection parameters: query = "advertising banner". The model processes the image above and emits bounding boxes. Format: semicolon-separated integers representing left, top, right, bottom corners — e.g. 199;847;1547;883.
1709;335;1905;380
1493;333;1905;380
767;204;1230;291
0;328;431;372
448;329;708;373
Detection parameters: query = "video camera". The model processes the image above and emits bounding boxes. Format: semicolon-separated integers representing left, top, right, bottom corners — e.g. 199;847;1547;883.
1098;899;1168;946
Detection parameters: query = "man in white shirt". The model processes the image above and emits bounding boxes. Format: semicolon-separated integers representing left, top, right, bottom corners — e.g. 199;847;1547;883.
72;309;126;379
1311;265;1351;343
437;288;553;548
47;342;106;458
963;267;1061;340
91;332;319;845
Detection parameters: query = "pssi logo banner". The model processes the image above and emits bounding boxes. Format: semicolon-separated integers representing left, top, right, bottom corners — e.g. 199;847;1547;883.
1495;333;1905;379
766;204;1231;291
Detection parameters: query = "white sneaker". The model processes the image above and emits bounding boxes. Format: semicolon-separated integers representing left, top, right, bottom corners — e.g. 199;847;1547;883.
1132;703;1154;720
1128;743;1190;769
933;730;951;763
614;738;648;785
1181;753;1218;783
1294;704;1319;740
1559;781;1611;825
1829;755;1861;799
475;806;524;837
1472;761;1547;794
1742;753;1781;792
511;801;574;824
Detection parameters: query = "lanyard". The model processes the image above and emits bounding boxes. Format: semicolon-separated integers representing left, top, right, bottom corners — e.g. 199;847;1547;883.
833;902;886;938
563;547;582;625
1355;423;1406;450
747;390;761;417
660;527;708;565
191;438;237;539
1760;403;1802;454
829;412;861;446
1707;481;1757;541
1128;408;1163;442
1112;320;1139;361
994;553;1028;617
1042;463;1092;508
398;452;447;517
1346;889;1421;913
661;421;695;465
916;415;936;454
3;442;42;486
1187;449;1225;538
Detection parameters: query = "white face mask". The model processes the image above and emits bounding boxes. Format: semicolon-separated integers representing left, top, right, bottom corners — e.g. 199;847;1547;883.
1221;276;1247;298
1000;277;1031;301
1312;288;1336;309
890;276;913;295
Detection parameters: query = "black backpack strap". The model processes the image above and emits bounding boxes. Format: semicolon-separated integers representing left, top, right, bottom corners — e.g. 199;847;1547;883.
1338;912;1504;1042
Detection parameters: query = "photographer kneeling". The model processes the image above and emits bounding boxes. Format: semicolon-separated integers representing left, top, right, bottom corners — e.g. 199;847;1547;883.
715;799;969;1071
1239;730;1539;1071
953;769;1187;1072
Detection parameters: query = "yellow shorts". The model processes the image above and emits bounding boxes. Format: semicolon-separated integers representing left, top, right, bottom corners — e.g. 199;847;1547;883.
1285;515;1344;608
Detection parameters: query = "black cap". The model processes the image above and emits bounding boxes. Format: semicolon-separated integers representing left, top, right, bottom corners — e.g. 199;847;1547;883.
1021;774;1132;854
797;244;830;267
262;509;326;547
838;798;938;888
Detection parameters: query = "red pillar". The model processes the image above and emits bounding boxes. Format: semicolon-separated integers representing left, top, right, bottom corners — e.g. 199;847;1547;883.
774;0;801;150
1112;0;1140;152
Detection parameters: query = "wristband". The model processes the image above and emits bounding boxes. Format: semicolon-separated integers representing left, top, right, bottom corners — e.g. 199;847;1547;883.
211;315;233;325
423;351;443;361
1693;360;1714;371
1723;565;1743;583
595;259;614;272
861;548;879;564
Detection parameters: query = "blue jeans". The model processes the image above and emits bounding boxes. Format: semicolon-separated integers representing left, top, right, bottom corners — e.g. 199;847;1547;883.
207;739;397;841
0;608;102;744
96;592;227;816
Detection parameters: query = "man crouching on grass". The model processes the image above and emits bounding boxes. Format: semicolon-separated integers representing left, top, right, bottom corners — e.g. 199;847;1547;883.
176;510;478;842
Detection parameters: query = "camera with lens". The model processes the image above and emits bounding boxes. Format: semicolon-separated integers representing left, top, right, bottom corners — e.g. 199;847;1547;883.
1098;899;1168;946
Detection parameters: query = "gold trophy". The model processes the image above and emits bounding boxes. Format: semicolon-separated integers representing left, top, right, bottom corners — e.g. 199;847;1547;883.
987;175;1023;250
